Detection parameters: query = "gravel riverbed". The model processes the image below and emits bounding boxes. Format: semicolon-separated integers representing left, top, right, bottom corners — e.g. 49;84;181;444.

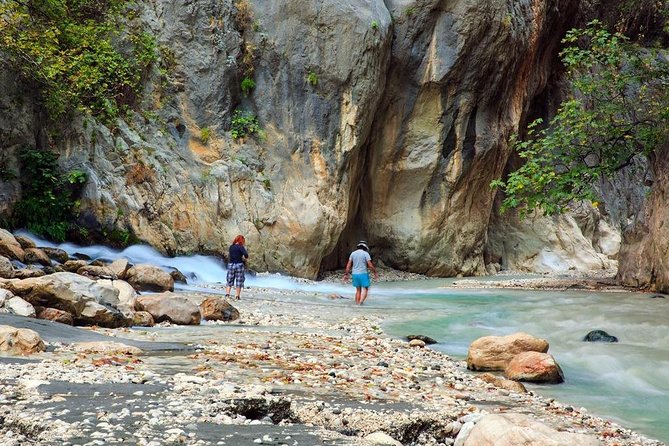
0;286;663;445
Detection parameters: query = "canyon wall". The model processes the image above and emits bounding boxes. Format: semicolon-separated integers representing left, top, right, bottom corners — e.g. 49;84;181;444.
0;0;640;279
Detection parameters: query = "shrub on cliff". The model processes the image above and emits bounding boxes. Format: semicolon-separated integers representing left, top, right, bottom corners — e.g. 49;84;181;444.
492;21;669;217
0;0;158;123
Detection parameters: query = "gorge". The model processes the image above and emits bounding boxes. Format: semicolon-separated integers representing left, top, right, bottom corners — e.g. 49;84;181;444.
0;0;666;287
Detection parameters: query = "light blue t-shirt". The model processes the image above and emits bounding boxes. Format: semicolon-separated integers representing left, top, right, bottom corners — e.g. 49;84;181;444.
350;249;371;274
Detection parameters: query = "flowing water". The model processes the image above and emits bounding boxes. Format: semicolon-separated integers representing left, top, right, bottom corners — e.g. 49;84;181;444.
21;232;669;444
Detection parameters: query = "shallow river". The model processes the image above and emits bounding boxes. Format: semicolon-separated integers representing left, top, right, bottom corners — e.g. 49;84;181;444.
374;280;669;444
27;233;669;444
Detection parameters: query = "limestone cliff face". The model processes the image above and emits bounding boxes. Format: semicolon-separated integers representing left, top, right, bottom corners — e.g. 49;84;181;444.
1;0;624;279
351;0;579;275
618;147;669;292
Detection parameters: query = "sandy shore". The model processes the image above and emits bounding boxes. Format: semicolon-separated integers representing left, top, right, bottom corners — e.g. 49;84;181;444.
0;285;664;445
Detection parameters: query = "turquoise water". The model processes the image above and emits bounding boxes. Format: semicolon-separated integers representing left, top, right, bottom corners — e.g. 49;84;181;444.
374;281;669;444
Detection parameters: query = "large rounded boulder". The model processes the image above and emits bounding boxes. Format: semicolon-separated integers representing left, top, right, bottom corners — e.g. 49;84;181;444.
463;413;600;446
126;264;174;292
505;351;564;384
0;229;25;262
467;332;549;371
583;330;618;343
136;292;201;325
199;297;240;322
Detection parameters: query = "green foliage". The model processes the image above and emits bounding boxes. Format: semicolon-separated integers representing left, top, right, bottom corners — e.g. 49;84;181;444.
0;0;158;123
492;21;669;217
307;71;318;86
404;6;417;17
371;20;379;30
13;148;87;242
200;127;212;145
241;76;256;96
230;110;260;140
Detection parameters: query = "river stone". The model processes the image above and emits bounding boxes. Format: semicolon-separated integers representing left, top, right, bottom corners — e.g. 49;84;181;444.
169;268;188;284
0;289;12;307
478;373;526;393
136;292;201;325
505;351;564;384
97;279;137;309
406;334;437;345
35;307;74;325
467;332;549;371
77;301;130;328
363;431;402;446
63;260;88;273
77;264;115;279
583;330;618;343
14;266;46;279
409;339;426;348
14;235;36;249
126;264;174;292
463;413;601;446
199;297;239;321
23;248;52;266
108;259;130;279
0;255;14;279
6;272;120;317
0;325;45;355
5;296;36;317
41;247;70;264
0;229;25;262
132;311;155;327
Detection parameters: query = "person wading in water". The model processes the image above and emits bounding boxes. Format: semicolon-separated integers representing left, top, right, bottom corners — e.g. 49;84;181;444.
343;241;379;305
225;235;248;300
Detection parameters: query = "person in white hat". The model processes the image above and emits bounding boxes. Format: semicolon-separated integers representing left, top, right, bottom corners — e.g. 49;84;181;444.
343;241;379;305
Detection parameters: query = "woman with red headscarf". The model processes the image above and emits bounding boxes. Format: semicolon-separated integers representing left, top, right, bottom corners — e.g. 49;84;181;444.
225;235;248;300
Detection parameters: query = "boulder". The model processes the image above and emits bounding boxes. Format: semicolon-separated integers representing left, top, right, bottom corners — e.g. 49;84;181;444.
14;266;46;279
14;235;36;249
5;296;36;317
199;297;240;321
0;255;14;279
409;339;426;348
0;229;25;261
77;264;115;279
108;259;130;279
136;292;200;325
7;272;120;317
0;289;12;307
583;330;618;343
62;259;88;272
467;332;549;371
0;325;45;355
96;279;137;309
169;268;188;284
126;264;174;292
406;334;437;345
35;307;74;325
40;247;70;264
132;311;155;327
77;301;130;328
477;373;527;394
363;431;402;446
505;352;564;384
463;413;600;446
24;248;52;266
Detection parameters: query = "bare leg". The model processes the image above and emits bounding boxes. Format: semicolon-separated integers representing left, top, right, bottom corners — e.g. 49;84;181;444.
355;287;362;305
225;286;231;297
360;287;369;305
235;287;242;300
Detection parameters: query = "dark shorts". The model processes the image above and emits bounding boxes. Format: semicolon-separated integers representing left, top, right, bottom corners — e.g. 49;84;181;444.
226;263;246;288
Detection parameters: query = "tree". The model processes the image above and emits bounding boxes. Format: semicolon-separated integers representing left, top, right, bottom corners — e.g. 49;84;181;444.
492;21;669;217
